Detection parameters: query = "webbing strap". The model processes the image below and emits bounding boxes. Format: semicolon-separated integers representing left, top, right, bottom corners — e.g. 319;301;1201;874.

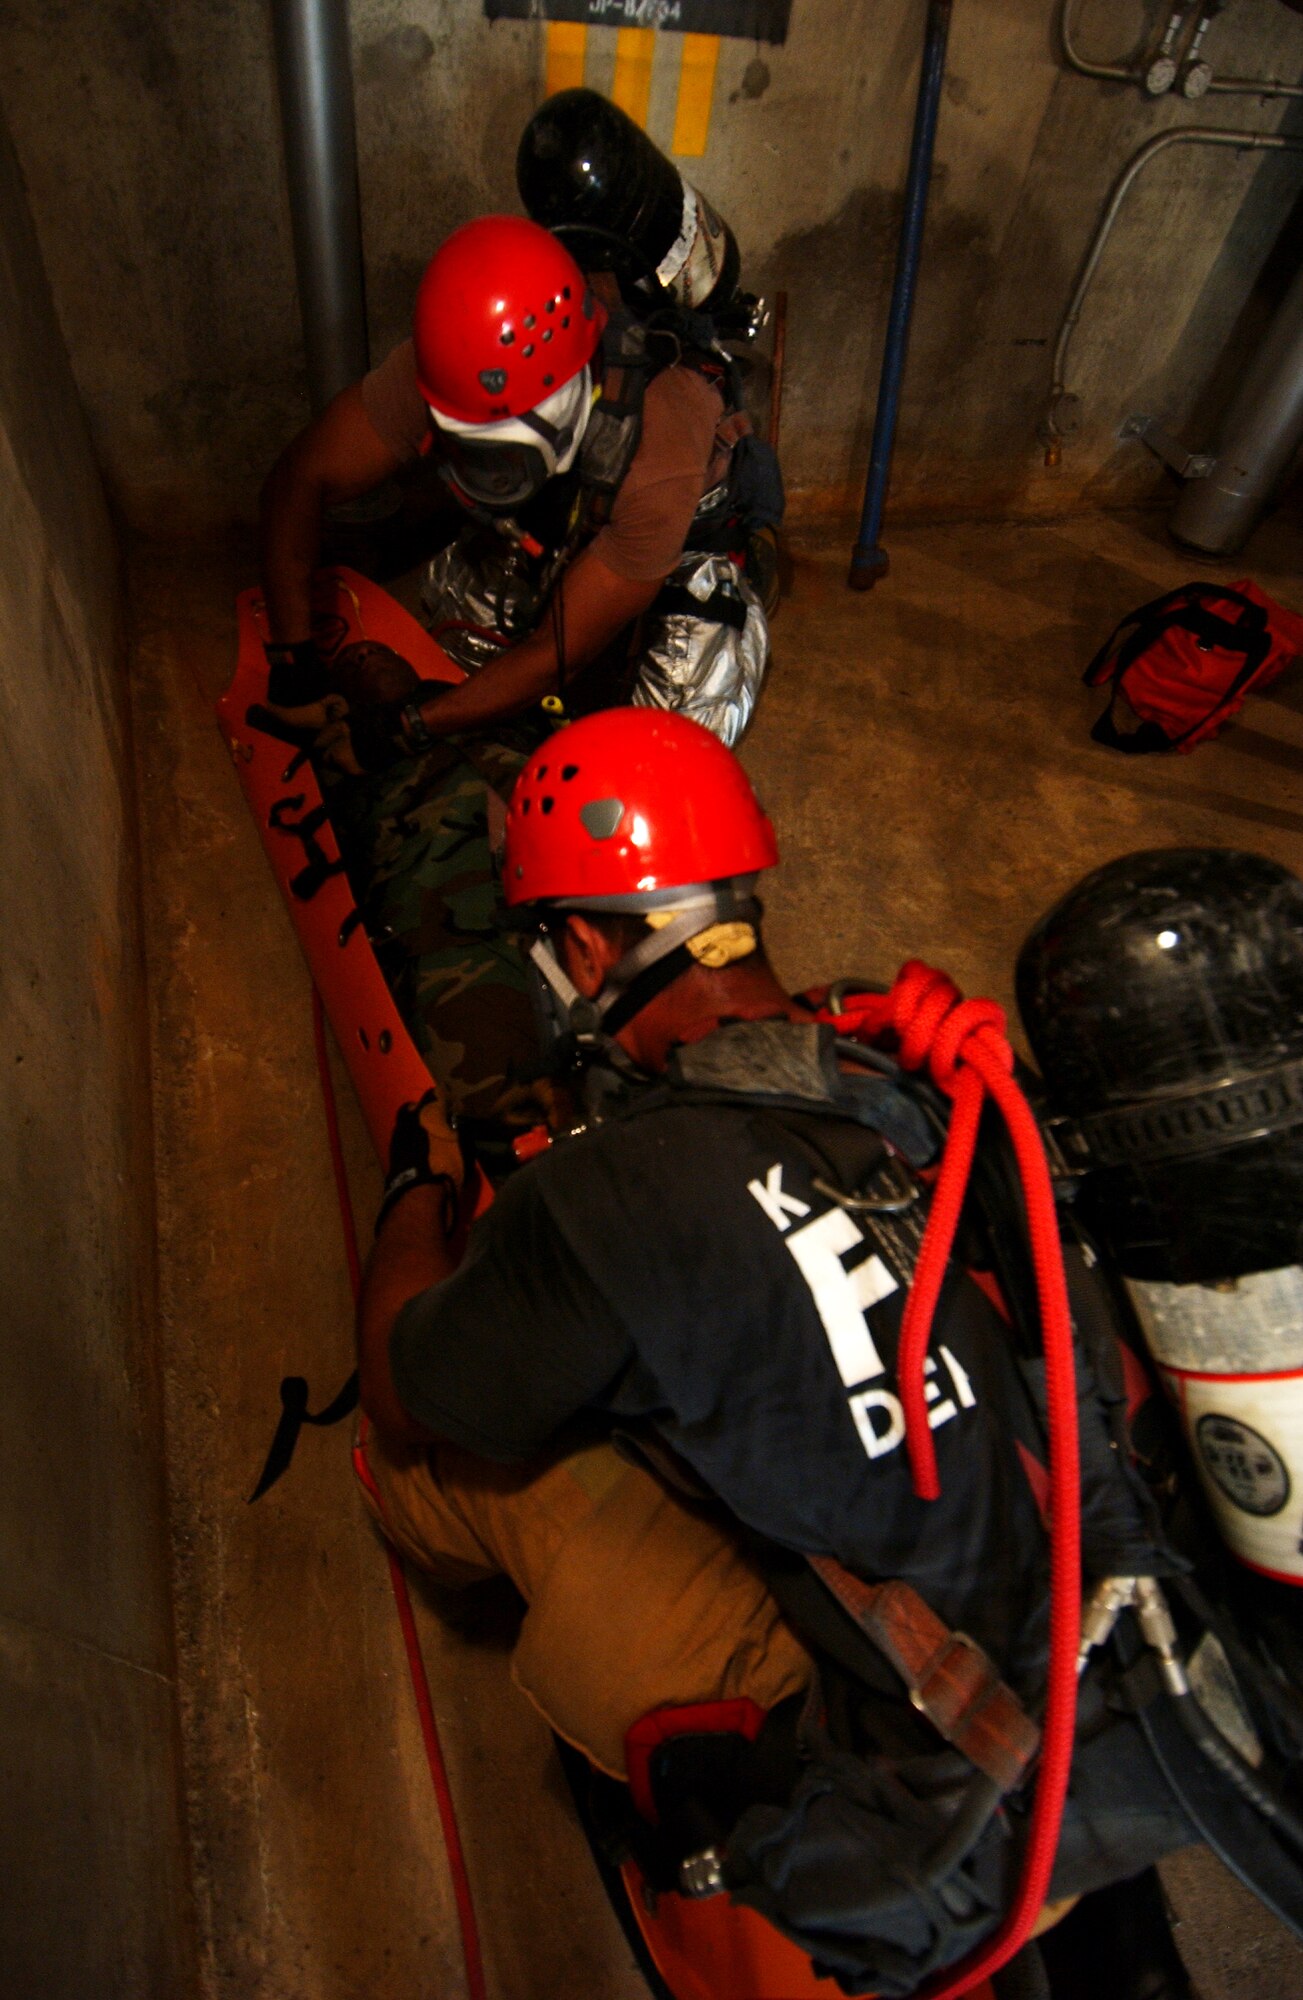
249;1369;359;1501
655;582;749;631
807;1554;1041;1793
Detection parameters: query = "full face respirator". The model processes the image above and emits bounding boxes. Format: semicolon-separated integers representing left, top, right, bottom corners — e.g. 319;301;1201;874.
429;367;594;516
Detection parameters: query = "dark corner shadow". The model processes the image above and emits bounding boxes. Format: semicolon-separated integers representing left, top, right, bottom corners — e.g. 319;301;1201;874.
1216;724;1303;777
401;1563;526;1652
1088;758;1303;838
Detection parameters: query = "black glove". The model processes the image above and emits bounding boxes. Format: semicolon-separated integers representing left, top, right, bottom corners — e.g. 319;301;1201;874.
378;1088;464;1230
265;638;329;707
344;699;410;773
348;694;450;772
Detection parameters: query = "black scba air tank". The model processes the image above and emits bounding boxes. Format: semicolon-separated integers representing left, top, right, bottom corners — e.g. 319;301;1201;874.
1018;847;1303;1585
517;87;742;317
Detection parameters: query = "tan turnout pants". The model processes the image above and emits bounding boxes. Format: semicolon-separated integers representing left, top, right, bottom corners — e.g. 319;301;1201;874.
357;1425;814;1779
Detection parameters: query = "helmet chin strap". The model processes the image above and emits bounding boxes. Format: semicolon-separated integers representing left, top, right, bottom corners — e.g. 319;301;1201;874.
527;887;758;1045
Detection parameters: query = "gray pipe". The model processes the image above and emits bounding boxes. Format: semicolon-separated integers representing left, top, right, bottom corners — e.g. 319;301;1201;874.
1059;0;1303;98
1043;127;1303;449
1172;253;1303;552
270;0;369;414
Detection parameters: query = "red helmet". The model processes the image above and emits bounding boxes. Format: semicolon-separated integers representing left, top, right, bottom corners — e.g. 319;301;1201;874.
504;708;778;910
413;216;607;424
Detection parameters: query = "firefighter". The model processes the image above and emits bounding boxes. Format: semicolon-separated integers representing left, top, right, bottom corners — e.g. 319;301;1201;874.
259;215;770;754
352;709;1220;1998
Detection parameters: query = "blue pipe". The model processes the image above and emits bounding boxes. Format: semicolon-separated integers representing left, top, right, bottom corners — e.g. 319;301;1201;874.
849;0;953;590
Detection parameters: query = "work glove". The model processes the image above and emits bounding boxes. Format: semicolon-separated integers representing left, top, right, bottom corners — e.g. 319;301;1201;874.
337;689;454;775
344;699;413;773
377;1086;465;1231
265;638;330;709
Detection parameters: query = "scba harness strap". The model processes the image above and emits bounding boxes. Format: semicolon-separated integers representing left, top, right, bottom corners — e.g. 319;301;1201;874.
807;1557;1041;1794
575;302;755;543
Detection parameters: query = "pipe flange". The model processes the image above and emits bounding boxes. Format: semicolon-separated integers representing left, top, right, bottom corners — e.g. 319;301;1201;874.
1042;390;1082;444
1145;54;1178;94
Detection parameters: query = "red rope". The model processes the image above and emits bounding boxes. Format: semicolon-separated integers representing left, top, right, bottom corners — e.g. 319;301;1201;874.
311;987;488;2000
818;962;1082;1998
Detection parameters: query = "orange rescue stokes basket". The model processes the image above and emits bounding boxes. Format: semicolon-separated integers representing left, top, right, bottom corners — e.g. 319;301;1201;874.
217;567;464;1161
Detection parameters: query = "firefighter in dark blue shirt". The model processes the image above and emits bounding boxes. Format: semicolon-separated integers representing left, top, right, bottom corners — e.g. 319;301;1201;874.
351;710;1218;1998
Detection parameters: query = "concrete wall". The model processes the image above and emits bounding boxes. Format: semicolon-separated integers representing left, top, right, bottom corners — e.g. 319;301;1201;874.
1;0;1302;531
0;113;195;1997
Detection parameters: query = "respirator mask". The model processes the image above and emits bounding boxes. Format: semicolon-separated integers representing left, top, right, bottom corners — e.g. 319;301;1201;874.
430;367;594;515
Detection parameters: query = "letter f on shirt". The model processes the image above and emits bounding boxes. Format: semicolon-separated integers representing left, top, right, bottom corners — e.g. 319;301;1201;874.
748;1162;897;1387
747;1160;974;1469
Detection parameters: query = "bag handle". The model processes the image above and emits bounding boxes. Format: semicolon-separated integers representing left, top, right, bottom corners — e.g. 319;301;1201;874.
1089;707;1174;754
1082;582;1269;690
1087;585;1274;754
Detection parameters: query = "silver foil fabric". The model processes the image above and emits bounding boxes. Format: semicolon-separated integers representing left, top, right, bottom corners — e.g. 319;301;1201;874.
632;550;769;748
420;535;769;747
420;529;541;674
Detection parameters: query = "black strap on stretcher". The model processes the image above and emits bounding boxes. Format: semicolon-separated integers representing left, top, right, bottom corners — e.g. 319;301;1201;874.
249;1369;358;1501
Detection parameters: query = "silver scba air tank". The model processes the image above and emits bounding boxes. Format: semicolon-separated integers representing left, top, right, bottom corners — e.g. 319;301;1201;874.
1128;1266;1303;1582
1016;847;1303;1586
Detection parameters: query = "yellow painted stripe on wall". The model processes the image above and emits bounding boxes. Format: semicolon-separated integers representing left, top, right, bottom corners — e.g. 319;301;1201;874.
545;20;587;97
612;27;656;129
671;33;720;157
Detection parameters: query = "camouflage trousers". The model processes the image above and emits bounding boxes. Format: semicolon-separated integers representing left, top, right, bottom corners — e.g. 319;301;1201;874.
321;729;550;1176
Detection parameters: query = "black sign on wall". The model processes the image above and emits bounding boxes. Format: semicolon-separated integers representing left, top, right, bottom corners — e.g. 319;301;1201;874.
486;0;792;46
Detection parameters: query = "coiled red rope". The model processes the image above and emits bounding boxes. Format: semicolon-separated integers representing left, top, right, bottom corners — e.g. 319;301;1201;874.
312;988;488;2000
818;961;1082;1998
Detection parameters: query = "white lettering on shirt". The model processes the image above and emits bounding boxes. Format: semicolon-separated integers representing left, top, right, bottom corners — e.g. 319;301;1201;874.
784;1207;893;1387
747;1162;810;1233
850;1385;905;1459
749;1159;980;1470
940;1344;977;1410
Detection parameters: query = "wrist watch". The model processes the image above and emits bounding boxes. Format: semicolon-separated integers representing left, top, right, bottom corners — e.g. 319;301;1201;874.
400;698;439;753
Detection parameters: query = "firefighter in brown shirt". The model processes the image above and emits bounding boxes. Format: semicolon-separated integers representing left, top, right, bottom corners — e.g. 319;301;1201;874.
259;214;764;758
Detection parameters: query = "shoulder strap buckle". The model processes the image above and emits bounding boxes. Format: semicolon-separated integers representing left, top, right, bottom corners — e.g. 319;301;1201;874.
808;1556;1041;1792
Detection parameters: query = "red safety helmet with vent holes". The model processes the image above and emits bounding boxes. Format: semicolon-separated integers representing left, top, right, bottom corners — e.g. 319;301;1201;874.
413;215;607;425
504;707;779;910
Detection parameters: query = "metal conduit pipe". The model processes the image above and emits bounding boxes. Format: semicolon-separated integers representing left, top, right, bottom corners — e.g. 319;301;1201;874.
270;0;370;415
1041;126;1303;456
848;0;953;590
1060;0;1140;82
1060;0;1303;99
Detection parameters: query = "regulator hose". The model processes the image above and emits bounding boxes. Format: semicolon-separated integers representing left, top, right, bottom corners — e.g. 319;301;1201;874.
1134;1693;1303;1942
1168;1686;1303;1860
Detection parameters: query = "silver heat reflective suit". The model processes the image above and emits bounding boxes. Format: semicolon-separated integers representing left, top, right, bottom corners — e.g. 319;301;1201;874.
420;516;770;749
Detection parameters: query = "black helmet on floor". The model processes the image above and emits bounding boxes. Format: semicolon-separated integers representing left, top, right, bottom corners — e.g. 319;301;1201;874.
1016;848;1303;1283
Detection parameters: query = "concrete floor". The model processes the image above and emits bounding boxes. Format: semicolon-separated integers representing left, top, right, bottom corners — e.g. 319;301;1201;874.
131;503;1303;1999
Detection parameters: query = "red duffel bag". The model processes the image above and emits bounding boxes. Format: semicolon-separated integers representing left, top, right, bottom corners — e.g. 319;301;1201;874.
1084;579;1303;753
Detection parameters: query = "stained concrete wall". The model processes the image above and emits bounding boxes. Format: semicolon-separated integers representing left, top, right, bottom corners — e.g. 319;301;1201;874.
0;112;196;1997
1;0;1303;533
